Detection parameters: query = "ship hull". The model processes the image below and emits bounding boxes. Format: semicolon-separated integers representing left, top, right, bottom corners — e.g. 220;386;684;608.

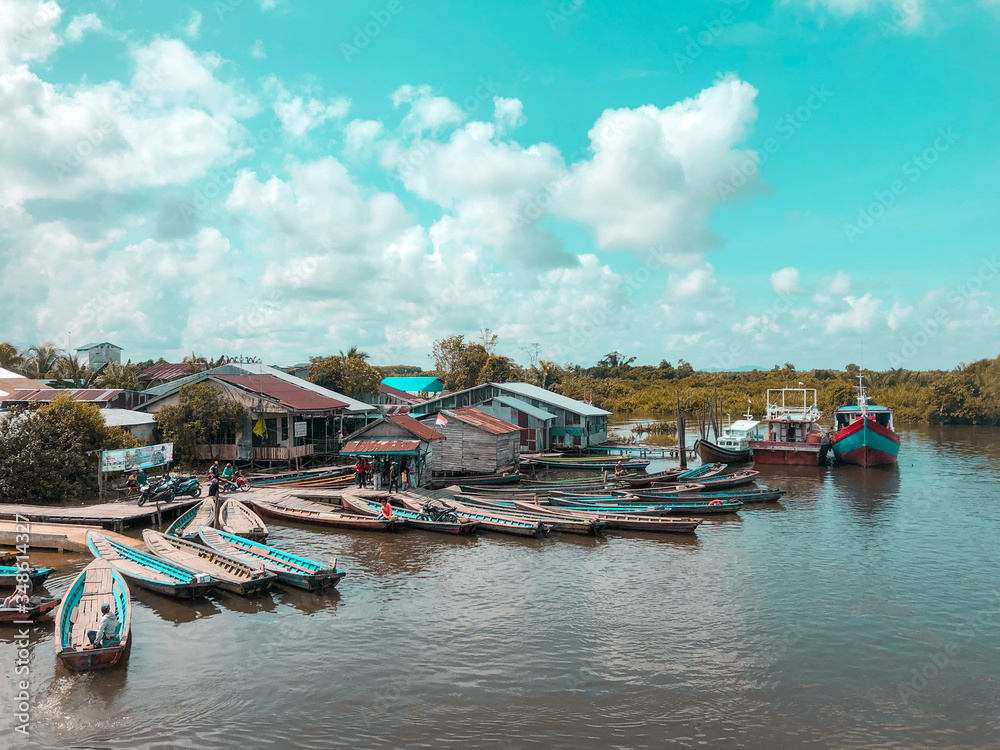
750;441;830;465
831;418;899;467
694;439;752;465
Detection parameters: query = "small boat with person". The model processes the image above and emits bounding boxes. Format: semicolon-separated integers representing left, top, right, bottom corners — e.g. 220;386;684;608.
55;559;131;671
249;498;403;532
340;495;479;535
198;527;344;591
0;595;60;622
87;531;218;599
142;530;276;596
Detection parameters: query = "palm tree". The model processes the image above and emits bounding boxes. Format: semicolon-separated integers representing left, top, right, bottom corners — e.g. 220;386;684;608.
0;342;24;373
50;355;100;388
95;360;140;390
340;346;370;361
21;342;63;379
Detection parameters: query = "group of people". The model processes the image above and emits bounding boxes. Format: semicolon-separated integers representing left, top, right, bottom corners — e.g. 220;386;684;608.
207;461;237;498
354;456;418;493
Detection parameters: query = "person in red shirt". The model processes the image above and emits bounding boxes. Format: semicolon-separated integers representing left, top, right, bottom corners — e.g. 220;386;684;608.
380;498;394;519
354;458;365;488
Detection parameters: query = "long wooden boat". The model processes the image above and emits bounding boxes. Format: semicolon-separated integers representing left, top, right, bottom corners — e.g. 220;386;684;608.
0;565;53;588
547;496;743;515
142;530;276;596
55;559;131;671
616;469;686;488
676;463;727;481
399;496;549;537
512;501;701;534
219;498;269;541
632;487;785;504
694;438;752;464
166;498;218;540
550;482;704;497
453;495;604;536
249;498;402;532
87;531;218;599
247;467;355;486
340;494;479;535
523;456;651;471
521;473;638;486
429;472;521;489
0;596;60;622
684;470;759;490
198;527;344;591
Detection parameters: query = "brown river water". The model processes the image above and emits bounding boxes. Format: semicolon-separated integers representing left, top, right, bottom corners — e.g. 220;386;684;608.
2;424;1000;749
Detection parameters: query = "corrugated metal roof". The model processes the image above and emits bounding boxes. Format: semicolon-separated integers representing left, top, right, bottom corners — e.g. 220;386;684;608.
496;382;611;417
379;383;425;404
76;342;122;351
444;407;521;435
381;376;444;392
5;388;122;403
101;409;156;427
215;375;347;411
341;440;421;455
491;396;556;421
0;376;51;402
139;362;205;381
388;414;446;441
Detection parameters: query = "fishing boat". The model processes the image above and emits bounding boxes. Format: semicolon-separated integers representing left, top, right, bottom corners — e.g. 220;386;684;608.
750;388;831;465
0;565;53;588
512;501;702;534
86;531;218;599
0;596;60;622
428;472;521;489
399;496;549;537
249;498;403;532
694;411;760;464
676;463;727;481
142;530;276;596
547;496;743;515
831;378;900;467
219;498;269;541
340;495;479;535
632;487;785;504
248;467;354;487
55;559;131;671
685;469;759;490
198;527;344;591
523;456;651;471
454;495;605;535
166;497;218;540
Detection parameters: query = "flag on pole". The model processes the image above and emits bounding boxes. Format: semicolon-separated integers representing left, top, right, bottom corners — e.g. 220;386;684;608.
252;415;267;438
435;413;449;426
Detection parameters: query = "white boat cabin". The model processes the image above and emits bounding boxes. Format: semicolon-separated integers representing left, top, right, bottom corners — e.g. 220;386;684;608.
760;388;827;444
715;419;761;451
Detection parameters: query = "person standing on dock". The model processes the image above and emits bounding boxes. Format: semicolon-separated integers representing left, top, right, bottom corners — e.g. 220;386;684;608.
372;457;383;490
388;459;399;493
354;458;366;488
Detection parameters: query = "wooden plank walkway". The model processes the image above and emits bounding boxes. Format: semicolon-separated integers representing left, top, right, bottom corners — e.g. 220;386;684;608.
0;496;201;531
0;521;143;554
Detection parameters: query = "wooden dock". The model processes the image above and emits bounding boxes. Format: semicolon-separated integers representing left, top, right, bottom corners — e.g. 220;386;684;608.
0;496;201;531
0;521;143;554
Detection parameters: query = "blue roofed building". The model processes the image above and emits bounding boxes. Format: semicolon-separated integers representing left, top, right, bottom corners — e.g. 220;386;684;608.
380;376;445;395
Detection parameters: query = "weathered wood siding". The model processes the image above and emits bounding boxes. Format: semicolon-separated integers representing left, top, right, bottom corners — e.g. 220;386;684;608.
424;420;519;474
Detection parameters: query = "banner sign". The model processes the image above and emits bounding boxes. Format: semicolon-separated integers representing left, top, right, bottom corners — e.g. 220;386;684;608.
102;443;174;473
294;421;307;438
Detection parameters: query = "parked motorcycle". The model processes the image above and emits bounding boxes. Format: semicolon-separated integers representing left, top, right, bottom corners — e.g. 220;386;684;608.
168;475;202;498
138;479;176;507
219;470;251;493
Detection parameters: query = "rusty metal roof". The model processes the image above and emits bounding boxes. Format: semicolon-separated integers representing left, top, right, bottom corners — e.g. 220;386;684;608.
341;440;422;455
445;407;522;435
140;362;205;382
387;414;445;441
378;383;425;404
215;375;347;412
5;388;122;403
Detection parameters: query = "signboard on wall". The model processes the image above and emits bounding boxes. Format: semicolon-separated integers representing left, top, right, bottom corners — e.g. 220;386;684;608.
294;421;307;438
102;443;174;473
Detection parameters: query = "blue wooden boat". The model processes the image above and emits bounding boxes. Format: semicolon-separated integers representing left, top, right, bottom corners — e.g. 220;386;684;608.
55;559;131;672
547;496;743;515
198;527;344;591
398;496;549;537
166;498;217;540
453;495;605;536
143;530;276;596
676;463;727;481
341;495;479;535
0;565;53;588
523;456;651;471
87;531;218;599
632;487;784;504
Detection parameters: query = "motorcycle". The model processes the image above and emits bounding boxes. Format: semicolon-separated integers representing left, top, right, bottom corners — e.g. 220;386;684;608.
138;479;175;507
219;470;250;493
169;475;202;498
419;502;460;523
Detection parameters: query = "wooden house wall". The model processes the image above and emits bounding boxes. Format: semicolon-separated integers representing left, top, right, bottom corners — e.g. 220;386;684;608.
424;419;515;474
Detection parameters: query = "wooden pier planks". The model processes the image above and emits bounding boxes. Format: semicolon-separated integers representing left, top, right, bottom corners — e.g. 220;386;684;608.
0;497;201;530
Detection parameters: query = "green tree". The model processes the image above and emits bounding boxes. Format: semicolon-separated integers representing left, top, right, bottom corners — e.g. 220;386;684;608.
597;351;636;368
478;355;514;384
95;360;141;390
50;355;100;388
308;355;381;398
21;342;63;379
339;345;370;361
0;394;137;502
432;334;467;375
155;383;248;461
447;344;489;391
0;342;23;373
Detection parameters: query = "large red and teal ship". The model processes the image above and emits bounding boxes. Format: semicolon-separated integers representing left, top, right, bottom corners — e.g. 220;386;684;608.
831;381;900;467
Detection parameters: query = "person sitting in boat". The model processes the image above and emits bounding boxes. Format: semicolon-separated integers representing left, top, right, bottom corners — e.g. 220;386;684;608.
1;588;29;610
85;603;119;649
380;498;394;519
614;459;628;477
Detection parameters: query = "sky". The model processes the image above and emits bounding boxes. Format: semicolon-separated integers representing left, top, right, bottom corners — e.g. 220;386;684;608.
1;0;998;371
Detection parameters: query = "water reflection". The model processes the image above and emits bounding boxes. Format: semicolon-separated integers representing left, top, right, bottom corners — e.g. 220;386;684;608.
136;592;222;624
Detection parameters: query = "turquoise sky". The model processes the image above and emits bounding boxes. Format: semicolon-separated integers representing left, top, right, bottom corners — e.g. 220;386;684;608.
2;0;998;370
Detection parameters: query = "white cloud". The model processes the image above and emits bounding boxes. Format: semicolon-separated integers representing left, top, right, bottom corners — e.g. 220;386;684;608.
493;96;526;133
344;119;384;156
770;266;802;296
65;13;104;43
183;10;202;40
392;84;466;134
824;293;882;335
267;77;350;137
1;0;62;65
250;39;266;59
828;271;852;295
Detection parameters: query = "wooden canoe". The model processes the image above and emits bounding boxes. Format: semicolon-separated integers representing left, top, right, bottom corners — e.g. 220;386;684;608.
399;496;549;538
615;469;687;488
523;456;651;470
511;501;701;534
550;482;704;497
429;472;521;489
694;438;752;465
55;559;131;671
633;487;784;504
0;596;60;622
198;527;344;591
547;496;744;515
219;498;269;541
142;530;276;596
340;495;479;535
453;495;604;536
676;463;727;481
0;565;53;588
87;531;218;599
166;498;217;540
249;499;403;532
688;470;760;490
